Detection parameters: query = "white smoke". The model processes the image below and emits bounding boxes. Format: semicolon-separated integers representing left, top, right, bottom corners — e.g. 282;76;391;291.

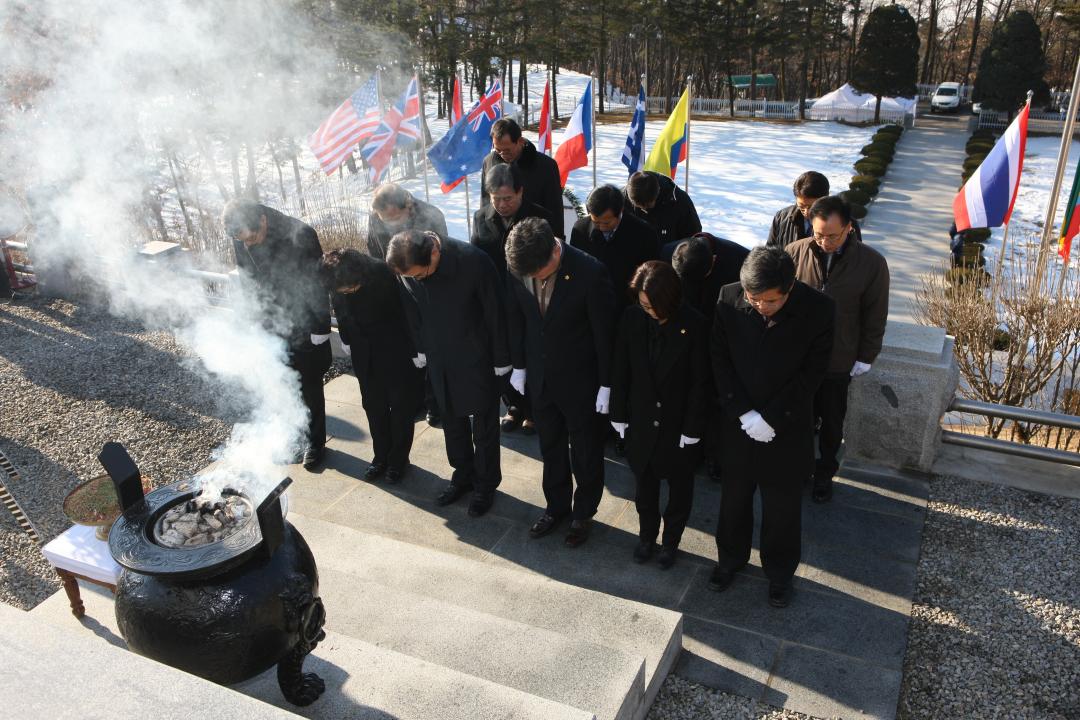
0;0;355;502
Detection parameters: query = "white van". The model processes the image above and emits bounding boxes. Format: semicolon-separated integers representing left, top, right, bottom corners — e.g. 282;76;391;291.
931;82;962;113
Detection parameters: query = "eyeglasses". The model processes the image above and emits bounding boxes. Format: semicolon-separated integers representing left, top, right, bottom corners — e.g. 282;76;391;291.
812;227;849;244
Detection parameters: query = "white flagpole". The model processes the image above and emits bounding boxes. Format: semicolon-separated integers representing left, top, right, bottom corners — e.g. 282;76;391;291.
592;78;598;191
1035;60;1080;294
685;75;693;195
464;175;473;238
416;71;431;203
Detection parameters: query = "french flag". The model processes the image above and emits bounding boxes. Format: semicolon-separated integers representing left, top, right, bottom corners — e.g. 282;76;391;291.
953;101;1030;231
554;80;593;187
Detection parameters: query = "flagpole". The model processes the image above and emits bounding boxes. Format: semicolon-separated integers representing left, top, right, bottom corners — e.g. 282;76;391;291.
592;78;598;191
685;75;693;195
464;175;473;238
416;70;431;203
1035;61;1080;294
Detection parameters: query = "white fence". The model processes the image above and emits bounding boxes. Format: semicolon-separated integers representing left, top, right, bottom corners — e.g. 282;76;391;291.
976;109;1080;135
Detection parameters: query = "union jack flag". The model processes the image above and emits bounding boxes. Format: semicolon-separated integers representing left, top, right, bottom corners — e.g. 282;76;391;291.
467;80;503;131
361;75;422;184
308;72;382;175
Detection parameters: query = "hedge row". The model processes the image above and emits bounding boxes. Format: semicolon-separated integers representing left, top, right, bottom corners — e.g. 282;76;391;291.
847;124;905;220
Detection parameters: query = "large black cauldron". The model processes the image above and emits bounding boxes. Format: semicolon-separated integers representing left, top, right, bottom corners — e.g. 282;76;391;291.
100;442;326;706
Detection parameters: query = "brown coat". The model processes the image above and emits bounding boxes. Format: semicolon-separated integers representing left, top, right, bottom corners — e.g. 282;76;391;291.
786;235;889;376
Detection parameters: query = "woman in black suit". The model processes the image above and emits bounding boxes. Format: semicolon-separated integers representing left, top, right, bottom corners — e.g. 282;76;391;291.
319;248;423;483
610;261;709;569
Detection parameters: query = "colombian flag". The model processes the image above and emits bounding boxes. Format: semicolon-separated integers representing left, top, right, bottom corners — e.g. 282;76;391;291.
645;86;690;179
1060;160;1080;262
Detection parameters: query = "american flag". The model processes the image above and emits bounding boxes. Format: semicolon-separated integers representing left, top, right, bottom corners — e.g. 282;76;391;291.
361;75;422;184
308;72;382;175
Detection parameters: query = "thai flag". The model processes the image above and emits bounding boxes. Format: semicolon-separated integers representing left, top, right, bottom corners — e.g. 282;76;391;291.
361;75;421;184
953;101;1030;231
554;80;593;187
621;83;646;175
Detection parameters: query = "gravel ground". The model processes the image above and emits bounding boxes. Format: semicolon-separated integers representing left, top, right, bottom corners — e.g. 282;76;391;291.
646;676;818;719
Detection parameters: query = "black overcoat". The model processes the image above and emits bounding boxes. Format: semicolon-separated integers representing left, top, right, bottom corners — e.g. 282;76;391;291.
397;238;510;417
765;204;864;250
710;281;835;484
610;304;710;477
505;243;616;413
660;233;749;320
470;201;551;286
481;140;565;238
623;171;702;244
568;211;658;311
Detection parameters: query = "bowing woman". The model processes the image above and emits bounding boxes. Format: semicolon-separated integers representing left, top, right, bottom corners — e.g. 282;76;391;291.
318;248;423;483
610;261;709;569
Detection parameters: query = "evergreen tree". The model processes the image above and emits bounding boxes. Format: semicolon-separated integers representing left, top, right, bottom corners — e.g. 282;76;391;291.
973;11;1050;117
850;4;919;123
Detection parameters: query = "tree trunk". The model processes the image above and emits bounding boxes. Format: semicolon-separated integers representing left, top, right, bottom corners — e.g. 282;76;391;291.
921;0;938;84
229;138;242;197
964;0;984;84
799;3;814;120
874;94;882;123
849;0;862;80
598;0;608;114
244;141;259;201
551;60;559;120
290;147;306;215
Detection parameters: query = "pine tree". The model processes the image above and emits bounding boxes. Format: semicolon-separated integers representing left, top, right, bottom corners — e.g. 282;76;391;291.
973;10;1050;117
850;4;920;123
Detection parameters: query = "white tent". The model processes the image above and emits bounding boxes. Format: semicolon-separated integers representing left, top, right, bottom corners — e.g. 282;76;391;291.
808;83;917;123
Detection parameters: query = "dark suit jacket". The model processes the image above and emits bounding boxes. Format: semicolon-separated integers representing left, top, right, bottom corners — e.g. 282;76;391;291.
711;281;835;484
568;212;658;311
398;238;510;417
623;170;702;245
766;204;864;250
470;201;551;286
611;304;710;477
505;243;616;413
233;206;331;353
330;255;418;392
660;233;749;320
481;140;565;237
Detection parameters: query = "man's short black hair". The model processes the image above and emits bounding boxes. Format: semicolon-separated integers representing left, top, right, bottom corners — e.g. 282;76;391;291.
807;195;852;225
626;171;661;206
671;237;713;283
505;217;556;276
386;229;437;272
586;184;624;217
740;246;795;295
221;199;264;237
792;171;830;200
319;248;376;290
485;163;523;193
491;118;522;142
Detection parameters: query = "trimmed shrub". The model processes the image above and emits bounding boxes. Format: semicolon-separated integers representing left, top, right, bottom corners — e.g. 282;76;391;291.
963;227;992;243
871;131;899;145
851;181;880;197
963;153;988;172
970;128;996;140
849;202;868;220
965;139;995;154
876;124;903;136
840;188;871;206
854;158;886;176
851;174;881;190
861;142;896;159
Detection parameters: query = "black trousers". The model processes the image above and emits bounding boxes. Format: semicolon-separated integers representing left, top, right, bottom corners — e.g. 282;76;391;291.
290;343;332;450
358;368;422;471
533;396;605;522
705;402;725;471
636;461;695;547
441;393;502;494
715;474;802;583
503;385;533;421
424;372;440;416
814;374;851;482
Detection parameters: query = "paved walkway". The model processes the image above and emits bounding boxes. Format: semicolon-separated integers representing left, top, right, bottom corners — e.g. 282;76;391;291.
861;114;970;323
282;375;930;719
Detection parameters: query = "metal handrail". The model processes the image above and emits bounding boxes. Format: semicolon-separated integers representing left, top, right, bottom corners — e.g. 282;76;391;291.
948;397;1080;431
941;430;1080;467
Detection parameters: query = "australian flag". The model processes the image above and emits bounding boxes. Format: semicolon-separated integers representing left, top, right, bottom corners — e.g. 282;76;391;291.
621;83;647;176
428;80;503;188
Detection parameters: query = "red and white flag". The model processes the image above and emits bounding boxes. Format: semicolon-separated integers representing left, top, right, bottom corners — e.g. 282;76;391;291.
361;75;422;184
441;75;466;193
554;80;593;187
538;80;552;156
308;72;382;175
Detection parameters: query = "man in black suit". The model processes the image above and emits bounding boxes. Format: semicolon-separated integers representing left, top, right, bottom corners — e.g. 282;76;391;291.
223;200;332;471
709;246;834;608
569;184;658;314
386;230;511;517
319;249;423;484
624;170;702;246
663;233;749;320
472;163;551;436
481;118;565;238
504;218;616;547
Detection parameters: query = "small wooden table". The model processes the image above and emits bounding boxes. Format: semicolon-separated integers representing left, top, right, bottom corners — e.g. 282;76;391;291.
41;524;121;618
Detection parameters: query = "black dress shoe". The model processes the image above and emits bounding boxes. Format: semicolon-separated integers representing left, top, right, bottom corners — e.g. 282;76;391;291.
811;477;833;504
435;481;471;506
302;445;325;470
529;513;563;539
564;520;590;548
633;540;655;563
768;581;792;608
500;409;522;432
467;491;494;517
385;466;406;484
363;463;387;481
426;413;442;428
520;419;536;436
657;545;678;570
708;565;736;592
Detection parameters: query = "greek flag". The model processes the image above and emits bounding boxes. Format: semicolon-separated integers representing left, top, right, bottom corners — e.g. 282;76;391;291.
621;84;647;175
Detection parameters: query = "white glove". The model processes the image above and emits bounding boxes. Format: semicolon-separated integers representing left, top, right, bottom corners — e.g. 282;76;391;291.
610;421;627;439
412;353;427;369
595;386;611;414
310;333;331;346
494;365;512;377
739;410;776;443
510;368;527;395
340;343;351;356
851;361;872;377
679;435;700;448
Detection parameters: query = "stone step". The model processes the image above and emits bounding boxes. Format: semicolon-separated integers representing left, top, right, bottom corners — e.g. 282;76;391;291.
289;511;682;720
3;600;299;719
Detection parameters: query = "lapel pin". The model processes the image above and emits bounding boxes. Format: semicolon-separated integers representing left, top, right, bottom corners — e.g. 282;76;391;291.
564;274;570;280
680;328;686;334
